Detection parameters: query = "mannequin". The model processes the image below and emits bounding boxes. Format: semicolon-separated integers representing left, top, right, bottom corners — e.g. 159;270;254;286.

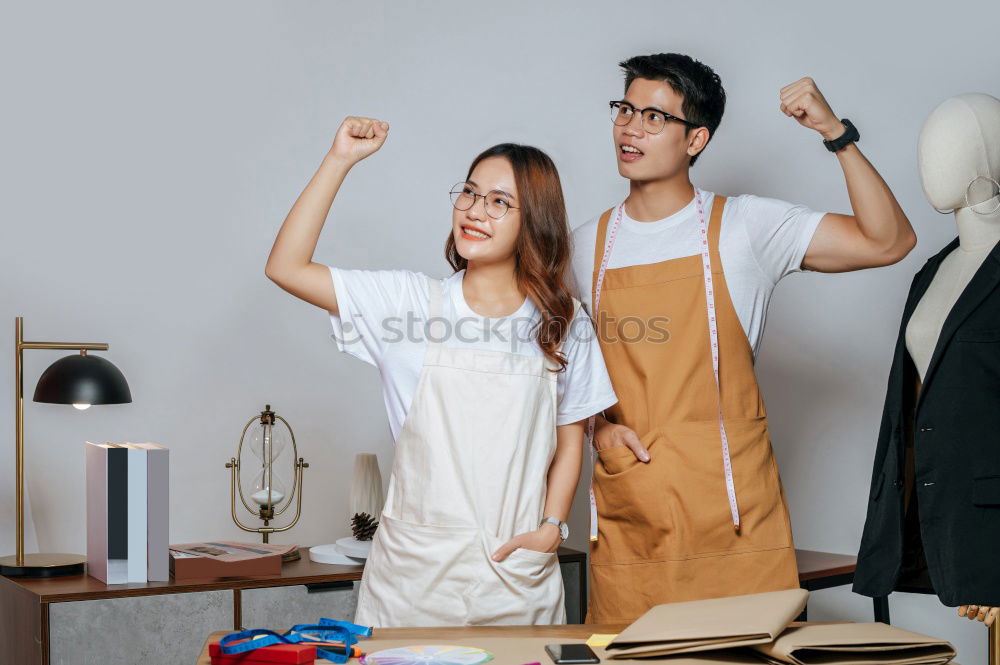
853;92;1000;637
909;94;1000;383
908;93;1000;628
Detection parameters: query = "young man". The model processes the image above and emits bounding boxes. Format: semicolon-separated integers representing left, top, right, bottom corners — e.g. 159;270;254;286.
571;53;915;624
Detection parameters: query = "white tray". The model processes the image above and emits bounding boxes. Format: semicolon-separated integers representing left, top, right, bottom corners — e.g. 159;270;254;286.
308;543;365;565
334;536;373;559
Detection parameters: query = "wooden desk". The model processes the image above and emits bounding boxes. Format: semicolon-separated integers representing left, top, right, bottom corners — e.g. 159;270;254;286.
196;624;629;665
794;549;889;623
2;547;885;663
796;549;858;586
0;546;587;665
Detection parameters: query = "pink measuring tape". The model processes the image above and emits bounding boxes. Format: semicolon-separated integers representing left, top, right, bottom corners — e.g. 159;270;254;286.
587;189;741;542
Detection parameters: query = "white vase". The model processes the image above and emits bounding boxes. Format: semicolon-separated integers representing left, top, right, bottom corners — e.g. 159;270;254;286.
349;453;384;519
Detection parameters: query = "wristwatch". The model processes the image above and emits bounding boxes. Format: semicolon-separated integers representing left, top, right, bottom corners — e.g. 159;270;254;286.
823;118;860;153
540;517;569;541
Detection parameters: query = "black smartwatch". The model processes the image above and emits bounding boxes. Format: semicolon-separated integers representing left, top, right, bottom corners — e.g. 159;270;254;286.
823;118;859;152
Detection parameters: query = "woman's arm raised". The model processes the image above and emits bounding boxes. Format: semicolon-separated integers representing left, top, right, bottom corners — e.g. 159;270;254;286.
265;116;389;314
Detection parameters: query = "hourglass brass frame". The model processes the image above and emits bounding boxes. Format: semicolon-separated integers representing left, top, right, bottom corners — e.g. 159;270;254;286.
225;406;308;543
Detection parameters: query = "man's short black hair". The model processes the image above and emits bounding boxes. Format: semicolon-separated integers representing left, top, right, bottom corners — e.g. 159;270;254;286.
620;53;726;166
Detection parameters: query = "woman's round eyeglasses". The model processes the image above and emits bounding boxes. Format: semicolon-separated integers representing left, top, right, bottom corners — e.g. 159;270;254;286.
450;182;519;220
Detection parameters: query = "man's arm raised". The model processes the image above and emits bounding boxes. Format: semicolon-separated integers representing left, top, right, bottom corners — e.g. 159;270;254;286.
778;77;916;272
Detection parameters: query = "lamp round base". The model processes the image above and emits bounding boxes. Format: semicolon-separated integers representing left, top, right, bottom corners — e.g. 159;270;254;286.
0;553;86;577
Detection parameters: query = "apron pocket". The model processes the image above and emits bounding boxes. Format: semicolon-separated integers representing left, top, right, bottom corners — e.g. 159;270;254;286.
593;430;671;561
363;513;480;626
593;417;793;562
673;417;793;557
463;534;564;625
507;545;557;567
597;443;643;475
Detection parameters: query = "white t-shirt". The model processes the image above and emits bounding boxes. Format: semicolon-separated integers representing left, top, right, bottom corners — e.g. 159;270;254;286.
328;267;619;441
569;192;825;357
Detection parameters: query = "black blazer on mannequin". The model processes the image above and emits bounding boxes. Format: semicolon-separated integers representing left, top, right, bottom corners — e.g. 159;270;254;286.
854;236;1000;607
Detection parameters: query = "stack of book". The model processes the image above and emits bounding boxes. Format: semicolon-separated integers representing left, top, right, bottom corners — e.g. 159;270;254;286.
168;541;297;581
85;442;169;584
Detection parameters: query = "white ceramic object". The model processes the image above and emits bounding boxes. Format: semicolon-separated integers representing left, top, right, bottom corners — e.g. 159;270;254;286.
335;536;372;559
350;454;384;520
308;543;365;565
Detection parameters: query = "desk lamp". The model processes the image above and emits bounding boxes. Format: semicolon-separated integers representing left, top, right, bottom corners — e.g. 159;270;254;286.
0;317;131;577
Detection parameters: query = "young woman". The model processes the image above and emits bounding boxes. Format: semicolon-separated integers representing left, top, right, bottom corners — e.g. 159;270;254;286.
265;116;616;627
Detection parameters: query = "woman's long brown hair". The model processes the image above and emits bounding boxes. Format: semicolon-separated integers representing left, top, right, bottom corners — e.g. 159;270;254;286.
445;143;574;372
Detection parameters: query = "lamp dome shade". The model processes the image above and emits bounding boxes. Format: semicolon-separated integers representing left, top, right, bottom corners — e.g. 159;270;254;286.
32;354;132;405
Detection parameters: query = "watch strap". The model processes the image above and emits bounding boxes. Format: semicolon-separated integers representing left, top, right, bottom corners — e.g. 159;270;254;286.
540;517;568;540
823;118;860;153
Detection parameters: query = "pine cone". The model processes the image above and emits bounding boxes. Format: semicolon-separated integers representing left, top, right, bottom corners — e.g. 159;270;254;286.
351;512;379;541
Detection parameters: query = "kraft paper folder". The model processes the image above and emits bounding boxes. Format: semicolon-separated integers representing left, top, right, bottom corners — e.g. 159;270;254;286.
605;588;809;658
752;622;956;665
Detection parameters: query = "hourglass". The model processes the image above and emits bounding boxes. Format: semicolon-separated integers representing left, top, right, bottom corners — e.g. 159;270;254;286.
225;405;308;543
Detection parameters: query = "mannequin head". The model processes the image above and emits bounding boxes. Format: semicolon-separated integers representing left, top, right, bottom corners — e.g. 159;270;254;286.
917;93;1000;214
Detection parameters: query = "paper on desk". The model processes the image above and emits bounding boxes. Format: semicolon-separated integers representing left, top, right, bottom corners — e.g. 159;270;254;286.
586;634;618;647
169;541;295;562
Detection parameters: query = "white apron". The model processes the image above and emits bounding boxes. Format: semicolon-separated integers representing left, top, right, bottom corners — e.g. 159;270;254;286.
354;277;568;627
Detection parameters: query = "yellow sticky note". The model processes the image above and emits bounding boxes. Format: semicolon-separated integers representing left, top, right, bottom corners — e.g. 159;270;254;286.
586;633;618;647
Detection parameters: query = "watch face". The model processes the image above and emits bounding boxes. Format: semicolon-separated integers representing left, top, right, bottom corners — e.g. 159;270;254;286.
559;523;569;540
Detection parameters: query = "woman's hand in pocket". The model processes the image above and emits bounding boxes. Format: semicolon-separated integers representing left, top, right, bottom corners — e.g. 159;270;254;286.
594;417;649;462
492;526;561;561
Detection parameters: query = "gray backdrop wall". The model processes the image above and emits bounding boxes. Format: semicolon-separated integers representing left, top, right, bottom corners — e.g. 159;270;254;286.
3;0;999;662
